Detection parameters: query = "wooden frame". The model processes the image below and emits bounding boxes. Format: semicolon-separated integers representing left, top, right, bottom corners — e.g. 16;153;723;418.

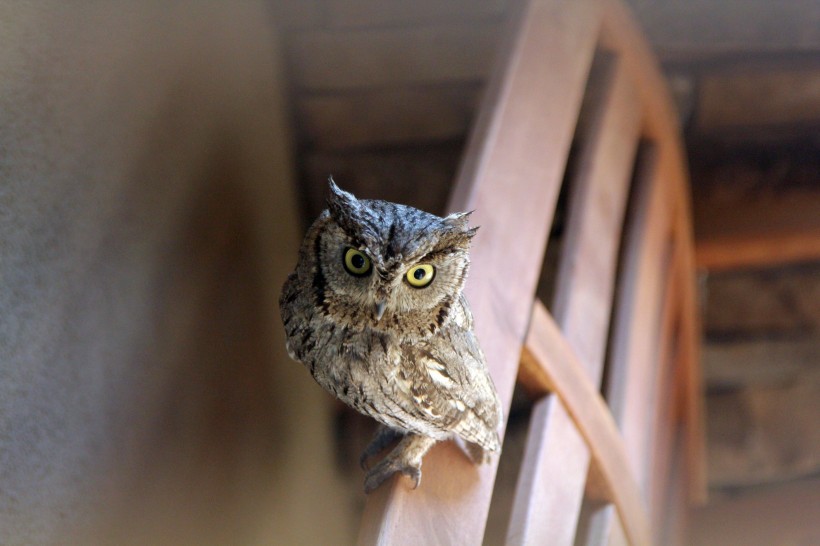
358;0;704;544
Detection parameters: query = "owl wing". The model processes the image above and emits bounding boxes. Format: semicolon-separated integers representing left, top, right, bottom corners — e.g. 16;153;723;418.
400;296;503;451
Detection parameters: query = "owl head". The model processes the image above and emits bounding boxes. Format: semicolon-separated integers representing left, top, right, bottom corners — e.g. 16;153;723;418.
313;179;477;332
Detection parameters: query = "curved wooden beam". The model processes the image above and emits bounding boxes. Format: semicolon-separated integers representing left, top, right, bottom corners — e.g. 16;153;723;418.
358;1;605;544
519;301;652;546
600;0;707;505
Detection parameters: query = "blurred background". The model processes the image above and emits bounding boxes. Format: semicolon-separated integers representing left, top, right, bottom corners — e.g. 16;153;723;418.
1;1;818;545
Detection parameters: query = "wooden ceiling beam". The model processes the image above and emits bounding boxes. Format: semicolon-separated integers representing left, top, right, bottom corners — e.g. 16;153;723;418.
694;188;820;271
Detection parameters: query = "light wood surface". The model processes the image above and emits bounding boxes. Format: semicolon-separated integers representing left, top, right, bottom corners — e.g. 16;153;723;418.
359;0;603;543
357;0;703;544
507;49;641;546
601;0;707;505
518;303;652;546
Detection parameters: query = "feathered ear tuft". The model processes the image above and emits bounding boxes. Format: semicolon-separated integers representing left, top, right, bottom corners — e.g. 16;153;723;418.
437;211;478;250
443;210;474;230
326;176;376;244
443;210;478;239
327;176;358;221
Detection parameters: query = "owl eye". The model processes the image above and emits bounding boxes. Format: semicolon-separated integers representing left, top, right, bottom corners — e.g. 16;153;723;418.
343;247;372;276
405;264;435;288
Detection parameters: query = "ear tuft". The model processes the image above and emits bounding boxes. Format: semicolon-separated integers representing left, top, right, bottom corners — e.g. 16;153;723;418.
443;211;478;242
443;210;474;230
327;176;358;220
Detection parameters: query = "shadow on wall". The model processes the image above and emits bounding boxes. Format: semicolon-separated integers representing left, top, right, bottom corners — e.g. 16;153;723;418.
0;2;353;545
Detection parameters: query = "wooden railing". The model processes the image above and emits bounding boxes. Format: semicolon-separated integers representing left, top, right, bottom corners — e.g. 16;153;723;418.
358;0;704;544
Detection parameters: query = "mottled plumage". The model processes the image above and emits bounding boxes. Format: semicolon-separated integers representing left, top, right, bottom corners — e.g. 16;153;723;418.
280;180;502;492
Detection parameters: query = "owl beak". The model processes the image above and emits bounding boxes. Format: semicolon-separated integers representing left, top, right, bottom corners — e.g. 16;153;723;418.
373;300;387;322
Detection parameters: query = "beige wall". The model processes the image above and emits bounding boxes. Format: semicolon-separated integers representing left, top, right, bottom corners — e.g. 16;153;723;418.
0;2;352;544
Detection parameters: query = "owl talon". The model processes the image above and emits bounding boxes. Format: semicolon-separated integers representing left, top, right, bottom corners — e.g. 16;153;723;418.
406;466;421;489
362;433;436;494
360;425;402;471
363;458;422;494
359;453;371;472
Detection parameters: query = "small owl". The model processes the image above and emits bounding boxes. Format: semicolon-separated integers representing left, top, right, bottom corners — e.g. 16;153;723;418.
280;179;502;493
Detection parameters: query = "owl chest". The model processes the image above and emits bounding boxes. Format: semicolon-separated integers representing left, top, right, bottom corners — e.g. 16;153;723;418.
298;320;398;403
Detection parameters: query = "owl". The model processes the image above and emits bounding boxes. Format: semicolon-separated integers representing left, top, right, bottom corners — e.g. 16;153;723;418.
280;179;503;493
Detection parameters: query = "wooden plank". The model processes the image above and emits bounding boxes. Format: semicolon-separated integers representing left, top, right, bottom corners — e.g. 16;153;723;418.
695;64;820;132
647;252;684;538
672;210;707;507
517;303;652;546
585;143;667;546
660;429;691;546
357;0;604;543
572;500;624;546
607;519;629;546
602;142;669;487
296;85;481;149
694;188;820;270
509;51;642;546
288;24;501;91
676;265;707;506
552;52;641;378
601;0;707;504
509;393;594;545
624;0;820;59
324;0;508;29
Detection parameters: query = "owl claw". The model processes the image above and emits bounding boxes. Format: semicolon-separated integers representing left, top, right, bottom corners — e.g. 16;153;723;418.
363;458;422;494
362;433;436;493
406;467;422;489
359;453;371;471
360;426;402;471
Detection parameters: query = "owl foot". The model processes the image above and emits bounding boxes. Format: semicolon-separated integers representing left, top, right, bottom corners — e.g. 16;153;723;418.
364;456;421;494
363;434;436;494
360;425;402;470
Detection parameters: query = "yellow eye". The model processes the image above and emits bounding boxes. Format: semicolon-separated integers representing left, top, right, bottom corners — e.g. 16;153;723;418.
343;247;371;276
406;264;435;288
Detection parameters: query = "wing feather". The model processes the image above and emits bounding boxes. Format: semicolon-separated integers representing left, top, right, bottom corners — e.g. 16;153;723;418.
399;296;502;451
